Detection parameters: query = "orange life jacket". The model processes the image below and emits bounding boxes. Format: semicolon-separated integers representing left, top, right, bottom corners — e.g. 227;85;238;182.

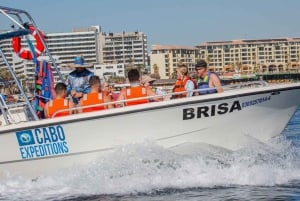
172;76;196;98
47;99;70;118
125;86;149;106
81;92;105;112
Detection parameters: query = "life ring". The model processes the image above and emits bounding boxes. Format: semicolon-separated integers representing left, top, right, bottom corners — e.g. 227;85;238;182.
12;25;45;60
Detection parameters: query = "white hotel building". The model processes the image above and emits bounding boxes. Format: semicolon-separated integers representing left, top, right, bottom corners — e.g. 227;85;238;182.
101;31;148;67
0;26;148;84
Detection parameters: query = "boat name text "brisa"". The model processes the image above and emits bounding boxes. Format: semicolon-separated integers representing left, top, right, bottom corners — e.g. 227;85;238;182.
183;96;272;120
183;100;242;120
15;125;69;159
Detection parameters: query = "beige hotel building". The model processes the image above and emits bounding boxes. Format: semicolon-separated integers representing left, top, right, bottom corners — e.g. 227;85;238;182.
196;37;300;74
150;38;300;80
150;45;200;79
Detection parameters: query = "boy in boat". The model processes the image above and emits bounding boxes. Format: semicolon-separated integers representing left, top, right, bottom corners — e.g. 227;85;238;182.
77;75;114;113
44;82;75;118
194;60;223;94
116;69;160;107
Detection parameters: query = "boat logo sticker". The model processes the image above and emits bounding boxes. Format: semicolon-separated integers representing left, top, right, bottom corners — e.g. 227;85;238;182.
16;130;35;146
15;125;69;159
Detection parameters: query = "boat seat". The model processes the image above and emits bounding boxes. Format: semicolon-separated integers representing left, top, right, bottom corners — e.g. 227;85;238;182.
0;102;30;126
0;29;30;40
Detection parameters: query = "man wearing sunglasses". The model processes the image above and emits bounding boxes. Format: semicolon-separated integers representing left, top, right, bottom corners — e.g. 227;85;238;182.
195;60;223;94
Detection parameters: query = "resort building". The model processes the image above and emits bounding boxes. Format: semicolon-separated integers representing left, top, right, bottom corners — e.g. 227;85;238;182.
45;26;100;67
93;63;126;80
0;26;100;86
101;31;148;68
150;45;200;79
196;37;300;74
0;26;149;88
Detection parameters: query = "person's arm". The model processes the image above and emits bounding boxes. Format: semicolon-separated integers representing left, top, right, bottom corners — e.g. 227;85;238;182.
185;80;195;97
68;100;76;114
82;72;94;94
115;88;126;107
44;102;49;118
210;74;223;93
147;86;161;102
82;82;91;94
66;75;72;96
104;94;114;109
76;99;83;113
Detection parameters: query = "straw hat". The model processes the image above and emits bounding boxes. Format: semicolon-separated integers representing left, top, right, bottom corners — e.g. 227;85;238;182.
69;56;93;68
141;75;156;84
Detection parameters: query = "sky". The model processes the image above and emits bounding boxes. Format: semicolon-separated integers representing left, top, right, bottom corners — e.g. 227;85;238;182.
1;0;300;48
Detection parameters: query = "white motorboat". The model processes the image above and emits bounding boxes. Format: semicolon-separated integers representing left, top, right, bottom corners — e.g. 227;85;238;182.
0;6;300;180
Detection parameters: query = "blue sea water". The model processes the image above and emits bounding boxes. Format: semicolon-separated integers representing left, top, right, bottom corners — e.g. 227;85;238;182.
1;109;300;201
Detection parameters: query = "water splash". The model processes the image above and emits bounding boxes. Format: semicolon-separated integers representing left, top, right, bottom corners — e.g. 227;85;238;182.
1;136;300;200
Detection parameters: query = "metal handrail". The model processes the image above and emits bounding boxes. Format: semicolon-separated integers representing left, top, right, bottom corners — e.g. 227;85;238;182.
51;81;269;118
0;6;67;124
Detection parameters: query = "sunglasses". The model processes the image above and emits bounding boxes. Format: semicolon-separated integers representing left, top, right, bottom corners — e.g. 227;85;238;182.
195;67;205;70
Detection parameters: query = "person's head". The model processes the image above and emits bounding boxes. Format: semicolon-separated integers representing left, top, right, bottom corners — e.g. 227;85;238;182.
127;68;140;83
55;82;67;97
177;64;188;79
195;60;208;77
102;81;111;94
71;56;92;72
141;75;156;87
89;75;101;91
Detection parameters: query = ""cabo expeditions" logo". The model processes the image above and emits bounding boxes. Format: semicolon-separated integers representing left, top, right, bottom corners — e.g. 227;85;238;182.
16;125;69;159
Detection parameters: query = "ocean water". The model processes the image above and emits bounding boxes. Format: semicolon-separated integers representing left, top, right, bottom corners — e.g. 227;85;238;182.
1;109;300;201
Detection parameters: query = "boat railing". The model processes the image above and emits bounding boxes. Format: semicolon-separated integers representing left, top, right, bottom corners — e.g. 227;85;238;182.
0;99;30;126
50;80;269;118
0;6;66;125
222;80;269;91
0;79;271;122
51;93;169;118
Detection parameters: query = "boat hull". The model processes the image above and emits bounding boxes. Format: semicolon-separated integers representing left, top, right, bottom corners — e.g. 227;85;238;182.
1;83;300;179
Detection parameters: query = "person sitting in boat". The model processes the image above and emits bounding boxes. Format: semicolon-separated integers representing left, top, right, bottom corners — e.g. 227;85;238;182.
66;56;94;105
44;82;75;118
0;93;16;104
116;69;160;107
141;75;167;101
195;60;223;94
77;75;114;113
102;81;118;101
172;64;196;98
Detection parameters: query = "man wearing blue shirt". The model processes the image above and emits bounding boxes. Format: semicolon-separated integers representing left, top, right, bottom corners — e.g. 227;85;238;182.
66;56;94;105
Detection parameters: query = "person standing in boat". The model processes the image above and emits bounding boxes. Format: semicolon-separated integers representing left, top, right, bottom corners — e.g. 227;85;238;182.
77;75;114;113
116;69;160;107
195;60;223;94
66;56;94;105
172;64;196;98
44;82;75;118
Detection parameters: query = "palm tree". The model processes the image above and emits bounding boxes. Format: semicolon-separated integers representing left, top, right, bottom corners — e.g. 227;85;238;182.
152;64;160;79
297;53;300;72
124;58;135;77
0;69;13;80
235;59;242;73
0;68;13;94
206;56;211;67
